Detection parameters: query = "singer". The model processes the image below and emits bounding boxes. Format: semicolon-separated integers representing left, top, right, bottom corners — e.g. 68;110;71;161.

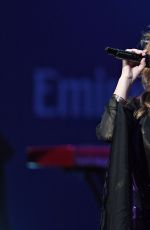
96;31;150;230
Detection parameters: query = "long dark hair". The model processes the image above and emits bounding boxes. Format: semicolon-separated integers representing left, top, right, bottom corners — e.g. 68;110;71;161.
134;31;150;119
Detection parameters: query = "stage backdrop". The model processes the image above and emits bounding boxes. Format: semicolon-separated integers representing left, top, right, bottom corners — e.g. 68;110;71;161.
1;0;149;229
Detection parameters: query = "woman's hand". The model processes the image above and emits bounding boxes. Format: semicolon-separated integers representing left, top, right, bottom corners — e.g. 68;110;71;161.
114;49;147;100
121;48;147;83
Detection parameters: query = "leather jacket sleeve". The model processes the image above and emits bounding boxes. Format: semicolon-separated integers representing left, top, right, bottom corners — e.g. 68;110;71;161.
96;95;140;142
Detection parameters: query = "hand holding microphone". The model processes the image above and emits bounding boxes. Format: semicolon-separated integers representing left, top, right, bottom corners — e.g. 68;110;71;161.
121;48;147;83
106;47;148;82
105;47;150;68
106;47;148;100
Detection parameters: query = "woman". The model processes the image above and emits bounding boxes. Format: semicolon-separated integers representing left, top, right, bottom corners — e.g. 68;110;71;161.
96;32;150;230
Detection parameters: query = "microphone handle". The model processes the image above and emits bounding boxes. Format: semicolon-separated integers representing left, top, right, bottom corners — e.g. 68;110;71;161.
105;47;150;68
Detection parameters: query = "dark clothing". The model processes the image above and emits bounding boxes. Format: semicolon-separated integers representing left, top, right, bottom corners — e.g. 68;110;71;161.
96;96;150;230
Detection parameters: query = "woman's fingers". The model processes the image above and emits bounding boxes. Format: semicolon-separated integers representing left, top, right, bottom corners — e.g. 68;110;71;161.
123;48;147;68
126;48;146;56
139;57;146;70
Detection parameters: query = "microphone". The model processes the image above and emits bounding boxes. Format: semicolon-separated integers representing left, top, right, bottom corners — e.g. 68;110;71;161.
105;47;150;68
